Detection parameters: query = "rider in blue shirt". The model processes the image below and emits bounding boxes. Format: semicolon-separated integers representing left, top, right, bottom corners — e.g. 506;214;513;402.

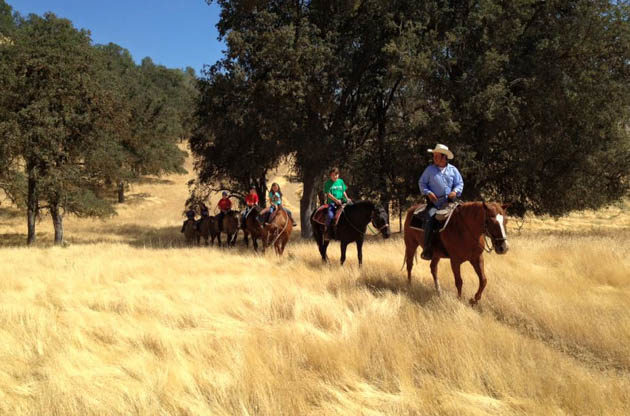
418;144;464;260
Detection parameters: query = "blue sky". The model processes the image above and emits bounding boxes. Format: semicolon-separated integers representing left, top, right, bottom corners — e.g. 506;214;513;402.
7;0;224;75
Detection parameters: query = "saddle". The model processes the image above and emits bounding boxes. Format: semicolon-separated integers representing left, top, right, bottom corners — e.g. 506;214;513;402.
410;202;459;230
311;204;344;226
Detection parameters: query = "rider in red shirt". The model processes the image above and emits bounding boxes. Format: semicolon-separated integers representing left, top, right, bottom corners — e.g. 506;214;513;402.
216;191;232;230
245;188;259;207
242;187;260;227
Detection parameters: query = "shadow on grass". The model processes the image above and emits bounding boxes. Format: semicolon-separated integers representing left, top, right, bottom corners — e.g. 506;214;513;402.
0;207;21;221
320;262;438;307
0;232;29;247
134;177;176;185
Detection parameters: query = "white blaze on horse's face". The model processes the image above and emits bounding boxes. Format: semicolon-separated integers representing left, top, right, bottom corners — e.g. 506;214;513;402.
496;214;506;239
496;213;509;253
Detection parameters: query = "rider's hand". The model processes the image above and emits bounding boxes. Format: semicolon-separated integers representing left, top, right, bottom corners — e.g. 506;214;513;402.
346;198;352;204
448;191;457;201
428;192;438;203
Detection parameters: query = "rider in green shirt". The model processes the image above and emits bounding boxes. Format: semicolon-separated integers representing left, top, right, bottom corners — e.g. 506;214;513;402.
323;167;351;239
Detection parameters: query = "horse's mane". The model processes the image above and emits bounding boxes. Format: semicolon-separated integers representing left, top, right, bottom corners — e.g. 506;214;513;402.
347;200;375;211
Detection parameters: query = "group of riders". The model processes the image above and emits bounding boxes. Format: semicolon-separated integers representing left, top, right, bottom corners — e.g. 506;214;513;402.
182;143;463;261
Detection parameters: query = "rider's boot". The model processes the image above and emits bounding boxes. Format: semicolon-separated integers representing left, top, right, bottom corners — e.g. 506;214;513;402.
421;217;436;260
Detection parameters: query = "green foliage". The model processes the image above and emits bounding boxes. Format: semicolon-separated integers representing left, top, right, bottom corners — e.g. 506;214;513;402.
0;10;194;244
198;0;630;224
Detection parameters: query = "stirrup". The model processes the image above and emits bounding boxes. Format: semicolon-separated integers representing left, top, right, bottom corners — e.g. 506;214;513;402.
420;249;432;260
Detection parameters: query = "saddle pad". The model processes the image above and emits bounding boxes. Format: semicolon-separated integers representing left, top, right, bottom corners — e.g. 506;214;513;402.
311;205;329;225
311;204;343;226
334;206;344;225
413;203;427;216
411;204;427;229
410;214;425;230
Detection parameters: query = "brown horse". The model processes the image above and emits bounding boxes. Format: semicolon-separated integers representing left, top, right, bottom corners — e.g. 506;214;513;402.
403;202;509;305
263;208;293;255
182;219;198;246
197;216;220;246
219;210;240;247
243;205;264;251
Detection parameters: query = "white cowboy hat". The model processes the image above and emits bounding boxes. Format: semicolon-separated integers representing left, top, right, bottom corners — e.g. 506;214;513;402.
427;143;454;160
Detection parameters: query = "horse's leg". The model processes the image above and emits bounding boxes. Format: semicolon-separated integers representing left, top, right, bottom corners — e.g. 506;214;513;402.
217;233;222;247
470;256;487;306
430;257;441;294
340;241;349;265
356;239;364;267
244;230;249;247
253;236;258;252
450;259;464;299
405;240;417;284
320;240;330;263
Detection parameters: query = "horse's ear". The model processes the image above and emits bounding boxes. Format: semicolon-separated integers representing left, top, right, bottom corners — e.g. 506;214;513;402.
501;203;511;212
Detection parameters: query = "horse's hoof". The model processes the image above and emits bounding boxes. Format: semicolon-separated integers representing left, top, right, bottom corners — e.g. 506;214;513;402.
469;298;478;306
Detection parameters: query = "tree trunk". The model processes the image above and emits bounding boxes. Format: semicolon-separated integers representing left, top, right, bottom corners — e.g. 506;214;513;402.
51;202;64;246
398;199;403;233
255;175;267;208
117;181;125;203
300;172;318;238
27;172;37;246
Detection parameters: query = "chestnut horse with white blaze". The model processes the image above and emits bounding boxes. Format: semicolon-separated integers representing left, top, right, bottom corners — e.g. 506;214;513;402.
403;202;509;305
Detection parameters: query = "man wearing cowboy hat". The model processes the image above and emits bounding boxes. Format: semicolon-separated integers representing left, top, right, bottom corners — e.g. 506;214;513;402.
418;143;464;260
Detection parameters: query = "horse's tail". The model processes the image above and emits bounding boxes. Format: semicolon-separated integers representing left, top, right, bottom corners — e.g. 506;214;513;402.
400;253;407;271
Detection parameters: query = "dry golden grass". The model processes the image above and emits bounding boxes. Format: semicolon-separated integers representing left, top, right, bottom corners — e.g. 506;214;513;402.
1;156;629;415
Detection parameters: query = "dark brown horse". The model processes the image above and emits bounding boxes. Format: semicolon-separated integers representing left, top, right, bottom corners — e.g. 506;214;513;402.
243;205;264;251
311;201;390;266
182;219;198;246
263;208;293;255
403;201;509;305
219;210;240;247
197;216;219;246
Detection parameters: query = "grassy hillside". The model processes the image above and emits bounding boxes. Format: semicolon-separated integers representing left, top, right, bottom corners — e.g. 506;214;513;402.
0;156;628;415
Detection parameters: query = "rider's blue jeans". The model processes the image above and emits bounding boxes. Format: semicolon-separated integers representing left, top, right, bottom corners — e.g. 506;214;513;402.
326;203;338;227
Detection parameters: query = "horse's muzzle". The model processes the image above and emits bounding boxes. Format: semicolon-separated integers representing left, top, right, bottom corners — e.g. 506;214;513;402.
495;241;509;254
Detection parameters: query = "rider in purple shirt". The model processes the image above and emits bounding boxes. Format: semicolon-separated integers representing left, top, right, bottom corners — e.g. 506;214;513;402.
418;144;464;260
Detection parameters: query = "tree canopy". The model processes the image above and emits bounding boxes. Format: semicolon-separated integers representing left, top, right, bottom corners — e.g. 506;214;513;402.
0;4;194;245
192;0;630;237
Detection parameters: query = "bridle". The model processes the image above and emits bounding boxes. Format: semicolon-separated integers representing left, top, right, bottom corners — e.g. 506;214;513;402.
343;205;390;236
482;207;507;253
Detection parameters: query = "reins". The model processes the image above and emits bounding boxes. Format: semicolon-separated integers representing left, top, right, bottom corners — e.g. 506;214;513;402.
268;208;289;247
341;204;389;237
482;206;506;253
451;203;502;253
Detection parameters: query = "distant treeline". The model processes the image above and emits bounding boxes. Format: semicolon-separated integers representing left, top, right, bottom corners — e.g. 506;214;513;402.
190;0;630;237
0;1;195;245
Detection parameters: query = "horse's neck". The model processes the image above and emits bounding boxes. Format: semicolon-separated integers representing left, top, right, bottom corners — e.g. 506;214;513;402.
451;203;484;237
344;204;372;227
272;210;288;225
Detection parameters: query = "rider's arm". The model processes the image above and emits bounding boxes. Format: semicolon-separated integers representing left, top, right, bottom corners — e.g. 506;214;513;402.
419;167;433;196
452;167;464;197
327;192;342;205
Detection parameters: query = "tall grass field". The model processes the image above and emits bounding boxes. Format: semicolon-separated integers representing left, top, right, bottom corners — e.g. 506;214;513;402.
1;157;628;415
